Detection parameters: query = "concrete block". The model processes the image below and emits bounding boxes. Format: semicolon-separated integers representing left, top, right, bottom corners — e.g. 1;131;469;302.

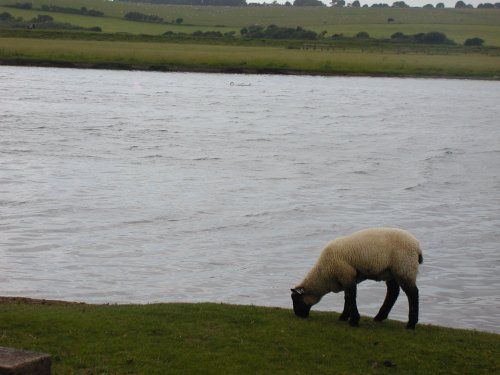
0;347;51;375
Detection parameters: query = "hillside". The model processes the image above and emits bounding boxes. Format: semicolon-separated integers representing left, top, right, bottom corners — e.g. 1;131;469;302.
1;0;500;45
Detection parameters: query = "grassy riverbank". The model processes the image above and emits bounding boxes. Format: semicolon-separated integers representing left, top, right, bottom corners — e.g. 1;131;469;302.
0;298;499;374
1;1;500;78
1;34;499;78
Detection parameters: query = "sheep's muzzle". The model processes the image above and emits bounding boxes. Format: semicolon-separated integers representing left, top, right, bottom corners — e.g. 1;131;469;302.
291;290;312;318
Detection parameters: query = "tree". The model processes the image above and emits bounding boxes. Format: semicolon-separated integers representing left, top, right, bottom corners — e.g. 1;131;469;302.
294;0;325;5
330;0;345;5
175;17;183;24
436;2;445;7
352;0;361;6
241;24;317;39
0;11;15;21
391;31;405;39
464;37;484;46
32;14;54;23
455;0;467;7
415;31;454;44
86;9;104;16
355;31;370;38
423;3;434;7
392;1;409;7
6;2;31;9
124;11;163;23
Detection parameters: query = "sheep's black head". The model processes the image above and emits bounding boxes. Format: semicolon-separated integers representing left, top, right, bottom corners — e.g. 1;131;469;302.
291;288;312;318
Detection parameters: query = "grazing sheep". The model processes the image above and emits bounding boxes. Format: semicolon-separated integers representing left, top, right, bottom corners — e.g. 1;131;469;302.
291;227;423;329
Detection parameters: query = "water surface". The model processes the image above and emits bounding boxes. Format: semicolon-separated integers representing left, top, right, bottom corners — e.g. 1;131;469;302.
1;67;499;333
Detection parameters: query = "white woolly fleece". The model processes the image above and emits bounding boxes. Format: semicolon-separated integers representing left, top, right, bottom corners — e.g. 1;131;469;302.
297;227;422;304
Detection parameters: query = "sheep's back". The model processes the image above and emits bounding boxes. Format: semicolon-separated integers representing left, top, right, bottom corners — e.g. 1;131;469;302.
323;227;421;281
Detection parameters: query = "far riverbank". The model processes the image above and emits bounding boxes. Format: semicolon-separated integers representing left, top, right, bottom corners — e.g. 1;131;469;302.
1;58;500;80
1;35;499;80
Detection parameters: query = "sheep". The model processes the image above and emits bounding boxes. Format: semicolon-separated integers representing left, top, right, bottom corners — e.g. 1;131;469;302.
291;227;423;329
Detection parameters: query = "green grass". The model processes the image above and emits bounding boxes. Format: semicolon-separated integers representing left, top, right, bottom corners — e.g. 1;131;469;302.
1;36;499;78
0;5;241;34
1;1;500;78
0;301;498;374
1;1;500;45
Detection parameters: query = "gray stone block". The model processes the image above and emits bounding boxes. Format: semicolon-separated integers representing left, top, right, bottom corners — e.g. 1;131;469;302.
0;347;51;375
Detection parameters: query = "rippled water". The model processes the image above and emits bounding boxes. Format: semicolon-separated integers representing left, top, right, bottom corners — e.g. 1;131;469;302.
1;66;499;333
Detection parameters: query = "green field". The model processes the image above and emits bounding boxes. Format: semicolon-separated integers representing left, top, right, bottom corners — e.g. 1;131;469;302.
0;300;499;374
1;1;500;45
1;1;500;78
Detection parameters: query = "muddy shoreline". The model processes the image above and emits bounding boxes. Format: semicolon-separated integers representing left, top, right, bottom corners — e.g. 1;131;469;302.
1;60;497;81
0;296;87;306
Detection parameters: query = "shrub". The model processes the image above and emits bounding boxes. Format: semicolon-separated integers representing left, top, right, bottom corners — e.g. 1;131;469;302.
355;31;370;39
39;5;103;16
477;2;495;7
0;12;15;21
391;32;405;39
293;0;325;5
32;14;54;23
464;37;484;46
391;31;455;45
86;9;104;17
392;1;409;7
241;25;317;40
4;2;31;9
414;31;454;45
124;12;163;23
192;30;223;37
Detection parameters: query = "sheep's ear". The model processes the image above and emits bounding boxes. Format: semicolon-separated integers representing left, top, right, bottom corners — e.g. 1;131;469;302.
291;288;305;295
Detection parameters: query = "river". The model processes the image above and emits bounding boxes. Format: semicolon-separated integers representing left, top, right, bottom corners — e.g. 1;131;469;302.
1;66;499;333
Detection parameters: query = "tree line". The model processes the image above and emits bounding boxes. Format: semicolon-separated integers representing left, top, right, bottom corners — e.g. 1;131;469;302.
5;0;499;9
4;3;104;15
0;11;102;31
293;0;500;8
118;0;246;5
117;0;500;7
0;12;487;46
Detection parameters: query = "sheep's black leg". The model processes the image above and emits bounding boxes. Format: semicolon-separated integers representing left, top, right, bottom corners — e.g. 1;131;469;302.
401;283;419;329
374;279;400;322
344;284;360;327
339;293;350;321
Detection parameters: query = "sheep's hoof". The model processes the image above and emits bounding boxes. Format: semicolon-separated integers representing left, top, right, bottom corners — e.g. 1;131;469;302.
406;322;416;329
339;314;349;321
374;315;386;322
349;320;359;327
